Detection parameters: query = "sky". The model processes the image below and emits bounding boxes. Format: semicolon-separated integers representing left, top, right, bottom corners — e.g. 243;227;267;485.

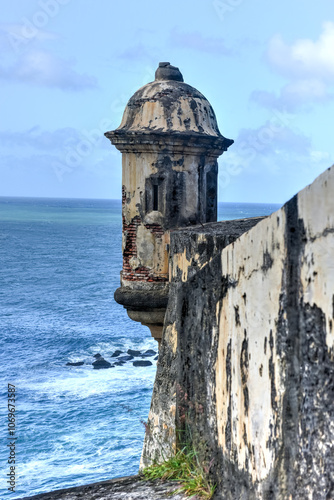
0;0;333;203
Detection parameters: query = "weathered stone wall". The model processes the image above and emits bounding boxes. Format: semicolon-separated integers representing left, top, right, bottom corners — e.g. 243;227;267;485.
19;475;189;500
120;150;223;285
142;166;334;499
141;217;266;467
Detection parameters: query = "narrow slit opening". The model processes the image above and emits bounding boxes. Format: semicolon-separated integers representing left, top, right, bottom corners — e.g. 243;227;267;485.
153;184;159;211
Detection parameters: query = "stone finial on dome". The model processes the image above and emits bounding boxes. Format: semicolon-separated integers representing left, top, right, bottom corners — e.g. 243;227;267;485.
155;62;184;82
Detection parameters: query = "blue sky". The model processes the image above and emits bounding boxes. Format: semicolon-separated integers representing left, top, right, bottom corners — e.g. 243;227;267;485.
0;0;333;203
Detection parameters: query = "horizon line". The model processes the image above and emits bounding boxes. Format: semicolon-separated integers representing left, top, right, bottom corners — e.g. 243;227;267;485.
0;195;283;205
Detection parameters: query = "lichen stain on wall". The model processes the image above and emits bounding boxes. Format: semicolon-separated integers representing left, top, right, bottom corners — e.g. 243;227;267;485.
131;225;154;268
122;153;158;223
171;233;219;282
141;165;334;499
215;209;286;482
298;168;334;353
165;322;178;355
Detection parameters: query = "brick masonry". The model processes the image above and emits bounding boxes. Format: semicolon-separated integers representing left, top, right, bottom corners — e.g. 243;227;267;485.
122;214;167;282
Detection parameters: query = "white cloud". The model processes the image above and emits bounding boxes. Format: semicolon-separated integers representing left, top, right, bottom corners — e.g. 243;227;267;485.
218;121;331;203
0;49;97;90
310;150;332;163
170;28;231;55
235;122;311;162
253;22;334;111
0;23;57;53
0;127;112;157
0;126;117;190
0;24;97;91
251;78;332;112
268;22;334;82
119;43;153;61
0;127;80;150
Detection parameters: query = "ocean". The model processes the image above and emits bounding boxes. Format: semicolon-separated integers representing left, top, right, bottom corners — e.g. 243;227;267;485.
0;197;281;499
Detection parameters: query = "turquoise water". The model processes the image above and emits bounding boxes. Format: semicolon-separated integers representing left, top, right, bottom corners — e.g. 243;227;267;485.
0;197;281;498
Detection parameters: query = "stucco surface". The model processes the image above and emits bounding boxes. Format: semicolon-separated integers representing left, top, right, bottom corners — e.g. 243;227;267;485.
141;217;265;469
143;166;334;499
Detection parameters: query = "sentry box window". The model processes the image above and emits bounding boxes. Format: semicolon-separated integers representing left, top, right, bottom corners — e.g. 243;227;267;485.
153;184;159;211
145;177;164;214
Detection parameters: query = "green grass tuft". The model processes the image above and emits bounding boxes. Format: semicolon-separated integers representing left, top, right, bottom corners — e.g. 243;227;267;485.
142;446;216;499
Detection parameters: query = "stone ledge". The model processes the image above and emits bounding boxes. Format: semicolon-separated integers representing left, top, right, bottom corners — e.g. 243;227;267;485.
17;475;188;500
114;287;169;309
171;216;266;236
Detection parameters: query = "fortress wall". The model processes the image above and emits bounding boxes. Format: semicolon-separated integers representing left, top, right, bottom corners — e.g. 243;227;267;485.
141;166;334;499
140;217;265;468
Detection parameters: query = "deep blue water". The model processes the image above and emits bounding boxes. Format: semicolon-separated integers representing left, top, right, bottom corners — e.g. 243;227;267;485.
0;197;281;498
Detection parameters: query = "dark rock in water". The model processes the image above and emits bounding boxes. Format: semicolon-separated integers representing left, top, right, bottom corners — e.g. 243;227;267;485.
154;355;159;361
127;349;142;357
133;360;153;367
118;355;134;362
92;358;112;369
141;349;157;357
93;353;102;359
111;350;123;358
66;361;84;366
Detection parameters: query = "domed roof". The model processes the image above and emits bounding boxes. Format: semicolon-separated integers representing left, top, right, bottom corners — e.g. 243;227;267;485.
106;63;233;152
114;63;223;137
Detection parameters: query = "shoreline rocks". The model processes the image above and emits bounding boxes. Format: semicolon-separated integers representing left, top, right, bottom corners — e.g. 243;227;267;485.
133;360;153;367
141;349;156;357
111;350;123;357
66;348;158;369
92;357;112;369
128;349;142;357
117;355;134;362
